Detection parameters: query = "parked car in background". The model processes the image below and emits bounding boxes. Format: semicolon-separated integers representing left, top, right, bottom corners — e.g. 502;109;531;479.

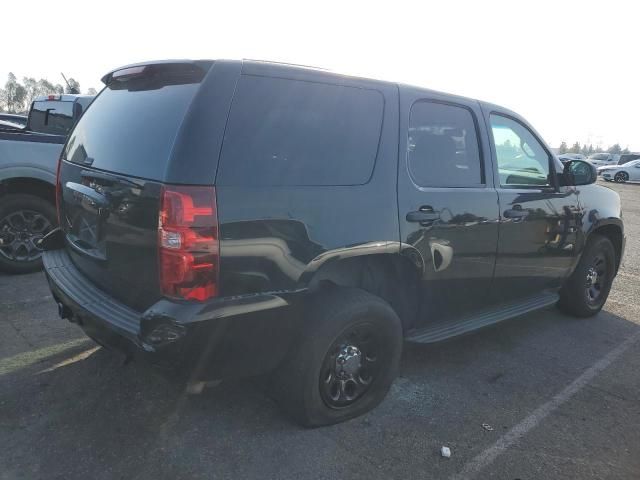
0;94;94;273
42;60;623;427
617;153;640;165
0;113;28;128
558;153;586;163
599;159;640;182
587;152;620;167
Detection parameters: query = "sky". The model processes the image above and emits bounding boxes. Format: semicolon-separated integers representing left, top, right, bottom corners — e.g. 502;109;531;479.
2;0;638;150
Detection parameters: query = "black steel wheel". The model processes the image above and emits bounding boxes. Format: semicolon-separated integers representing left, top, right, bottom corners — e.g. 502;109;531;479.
319;322;383;409
271;288;402;427
559;234;615;317
0;194;56;274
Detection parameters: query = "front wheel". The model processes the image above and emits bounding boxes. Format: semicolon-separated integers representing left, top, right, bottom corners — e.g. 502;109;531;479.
558;235;615;317
0;194;56;274
271;288;403;427
614;172;629;183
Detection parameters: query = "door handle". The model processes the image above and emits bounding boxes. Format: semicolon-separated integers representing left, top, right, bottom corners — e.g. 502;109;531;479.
65;182;109;208
406;206;440;225
503;205;529;219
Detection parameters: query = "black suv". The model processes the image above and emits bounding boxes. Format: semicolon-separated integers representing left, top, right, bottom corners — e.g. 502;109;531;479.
42;60;624;426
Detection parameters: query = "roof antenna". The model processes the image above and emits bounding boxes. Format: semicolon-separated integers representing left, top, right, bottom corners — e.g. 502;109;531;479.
60;73;79;94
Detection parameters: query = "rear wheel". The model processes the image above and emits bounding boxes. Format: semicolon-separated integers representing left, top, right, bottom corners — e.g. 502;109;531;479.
0;194;56;274
558;235;615;317
271;288;402;427
614;171;629;183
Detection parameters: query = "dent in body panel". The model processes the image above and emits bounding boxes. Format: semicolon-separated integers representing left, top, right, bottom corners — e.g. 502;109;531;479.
217;185;400;296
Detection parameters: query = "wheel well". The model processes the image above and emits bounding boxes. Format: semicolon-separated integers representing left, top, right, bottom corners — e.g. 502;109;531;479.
308;254;420;331
593;224;623;272
0;178;55;204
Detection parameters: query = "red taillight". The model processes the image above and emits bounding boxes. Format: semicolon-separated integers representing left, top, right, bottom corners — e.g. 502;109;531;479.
158;185;219;302
55;156;62;224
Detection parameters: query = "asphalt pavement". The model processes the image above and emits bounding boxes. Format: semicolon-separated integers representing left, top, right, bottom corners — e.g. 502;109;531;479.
1;179;639;480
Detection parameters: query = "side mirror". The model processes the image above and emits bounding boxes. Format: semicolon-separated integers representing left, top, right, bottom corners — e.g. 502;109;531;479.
558;160;597;186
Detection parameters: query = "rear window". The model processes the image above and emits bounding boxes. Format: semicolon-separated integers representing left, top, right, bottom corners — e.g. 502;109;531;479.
29;101;75;135
217;75;384;186
63;64;205;181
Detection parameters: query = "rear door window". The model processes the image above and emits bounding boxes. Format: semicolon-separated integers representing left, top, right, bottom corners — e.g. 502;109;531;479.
29;101;75;135
217;75;384;186
408;101;483;187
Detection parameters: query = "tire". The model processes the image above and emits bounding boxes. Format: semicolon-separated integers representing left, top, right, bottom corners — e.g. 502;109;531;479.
614;172;628;183
271;287;403;427
558;234;615;317
0;194;56;274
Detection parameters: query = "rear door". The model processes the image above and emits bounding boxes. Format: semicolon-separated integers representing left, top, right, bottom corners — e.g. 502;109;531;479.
398;90;500;327
485;110;581;302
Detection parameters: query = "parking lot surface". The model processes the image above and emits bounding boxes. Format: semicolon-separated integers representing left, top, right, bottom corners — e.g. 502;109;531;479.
1;180;639;480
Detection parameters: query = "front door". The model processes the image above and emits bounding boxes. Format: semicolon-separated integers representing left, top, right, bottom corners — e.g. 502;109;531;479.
398;94;500;329
486;112;581;302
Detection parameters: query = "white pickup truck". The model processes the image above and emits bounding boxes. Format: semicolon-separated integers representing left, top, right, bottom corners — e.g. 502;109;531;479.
0;94;94;272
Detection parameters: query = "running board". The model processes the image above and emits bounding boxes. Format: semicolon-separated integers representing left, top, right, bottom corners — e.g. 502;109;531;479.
405;292;559;344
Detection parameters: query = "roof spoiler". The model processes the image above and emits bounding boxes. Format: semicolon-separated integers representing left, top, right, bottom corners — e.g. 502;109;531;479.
101;60;213;85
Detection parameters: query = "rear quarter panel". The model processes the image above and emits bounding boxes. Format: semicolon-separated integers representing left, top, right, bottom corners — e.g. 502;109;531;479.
214;67;400;296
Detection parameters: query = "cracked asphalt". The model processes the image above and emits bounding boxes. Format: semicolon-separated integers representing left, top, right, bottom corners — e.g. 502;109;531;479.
1;180;639;479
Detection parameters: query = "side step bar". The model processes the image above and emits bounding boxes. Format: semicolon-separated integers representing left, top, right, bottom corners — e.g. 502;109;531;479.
405;292;560;344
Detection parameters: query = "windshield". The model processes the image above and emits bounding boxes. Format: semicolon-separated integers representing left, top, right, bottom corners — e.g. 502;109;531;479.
588;153;609;160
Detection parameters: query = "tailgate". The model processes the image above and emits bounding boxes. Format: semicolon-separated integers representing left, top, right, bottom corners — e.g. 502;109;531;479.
57;61;212;311
59;162;162;311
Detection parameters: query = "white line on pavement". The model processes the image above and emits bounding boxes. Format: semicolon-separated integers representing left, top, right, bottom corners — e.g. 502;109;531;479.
452;330;640;480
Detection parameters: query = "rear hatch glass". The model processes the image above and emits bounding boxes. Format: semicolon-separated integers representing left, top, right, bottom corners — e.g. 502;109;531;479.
59;63;208;311
64;63;207;181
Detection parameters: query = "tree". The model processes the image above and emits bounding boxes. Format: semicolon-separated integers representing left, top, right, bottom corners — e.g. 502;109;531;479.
569;142;581;154
0;73;27;112
65;78;80;94
558;141;568;154
37;78;55;95
580;144;589;156
621;147;630;155
587;144;594;155
22;77;40;107
86;87;97;95
607;143;622;154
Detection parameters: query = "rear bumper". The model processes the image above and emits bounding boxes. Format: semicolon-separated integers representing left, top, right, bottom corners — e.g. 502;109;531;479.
43;249;300;380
